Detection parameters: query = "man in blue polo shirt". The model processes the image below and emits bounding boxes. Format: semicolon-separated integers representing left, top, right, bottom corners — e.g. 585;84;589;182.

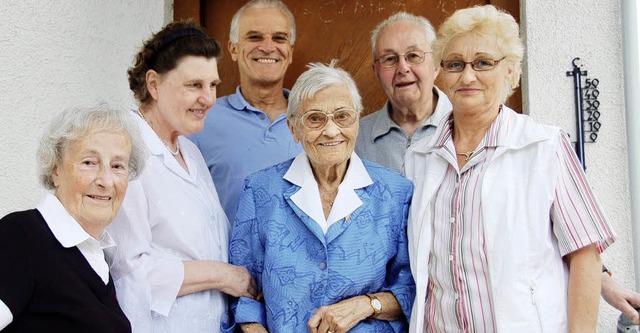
189;0;301;223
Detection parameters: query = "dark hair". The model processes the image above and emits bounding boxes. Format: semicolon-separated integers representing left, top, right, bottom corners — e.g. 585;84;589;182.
128;19;222;105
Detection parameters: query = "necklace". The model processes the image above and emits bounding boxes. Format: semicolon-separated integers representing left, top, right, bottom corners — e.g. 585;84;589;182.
136;109;180;156
320;186;338;207
321;195;335;207
457;150;474;162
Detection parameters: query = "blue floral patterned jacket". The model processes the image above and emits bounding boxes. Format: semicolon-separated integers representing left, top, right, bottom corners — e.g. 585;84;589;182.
229;154;415;332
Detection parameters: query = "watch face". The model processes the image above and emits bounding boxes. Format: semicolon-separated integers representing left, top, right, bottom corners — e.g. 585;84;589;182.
372;298;382;311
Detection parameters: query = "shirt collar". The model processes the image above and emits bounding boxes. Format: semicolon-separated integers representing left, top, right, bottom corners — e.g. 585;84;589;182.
132;110;198;183
284;151;373;189
36;193;116;250
370;87;452;141
131;110;165;156
283;151;373;231
433;105;508;150
228;86;291;112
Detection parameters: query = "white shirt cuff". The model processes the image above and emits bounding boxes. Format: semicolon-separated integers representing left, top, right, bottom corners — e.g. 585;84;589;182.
0;299;13;330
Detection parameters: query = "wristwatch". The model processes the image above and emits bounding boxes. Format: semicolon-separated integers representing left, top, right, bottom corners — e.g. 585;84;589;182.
366;294;382;317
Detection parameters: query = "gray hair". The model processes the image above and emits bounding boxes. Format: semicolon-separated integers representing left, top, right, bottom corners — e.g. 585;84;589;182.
287;60;362;118
229;0;296;45
38;103;147;190
370;12;436;57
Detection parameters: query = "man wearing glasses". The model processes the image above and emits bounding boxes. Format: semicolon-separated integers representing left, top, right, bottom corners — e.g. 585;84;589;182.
356;11;640;326
355;12;451;174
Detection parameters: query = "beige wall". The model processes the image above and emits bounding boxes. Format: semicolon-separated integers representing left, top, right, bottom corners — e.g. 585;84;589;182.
0;0;166;214
522;1;631;330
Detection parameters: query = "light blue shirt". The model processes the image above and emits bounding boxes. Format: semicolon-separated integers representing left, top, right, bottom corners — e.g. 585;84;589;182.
229;152;415;332
355;87;452;175
188;87;302;222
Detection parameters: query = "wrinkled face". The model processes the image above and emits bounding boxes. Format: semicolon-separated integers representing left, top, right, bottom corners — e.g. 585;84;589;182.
150;55;220;136
52;130;132;237
440;33;512;114
289;85;359;170
229;7;293;86
373;20;439;110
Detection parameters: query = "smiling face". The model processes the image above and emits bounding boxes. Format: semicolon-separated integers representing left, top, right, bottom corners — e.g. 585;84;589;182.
373;20;439;111
440;33;512;115
148;55;220;137
229;7;293;87
52;129;132;237
289;85;359;171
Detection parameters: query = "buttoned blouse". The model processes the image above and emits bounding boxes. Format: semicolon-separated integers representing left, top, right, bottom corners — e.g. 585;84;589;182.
106;112;230;333
405;107;617;332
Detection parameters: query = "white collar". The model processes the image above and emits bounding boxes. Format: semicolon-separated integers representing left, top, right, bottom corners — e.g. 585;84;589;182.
131;110;200;184
283;152;373;233
36;193;116;250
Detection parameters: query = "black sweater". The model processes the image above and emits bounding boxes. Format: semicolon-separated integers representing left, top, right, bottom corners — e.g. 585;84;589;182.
0;209;131;333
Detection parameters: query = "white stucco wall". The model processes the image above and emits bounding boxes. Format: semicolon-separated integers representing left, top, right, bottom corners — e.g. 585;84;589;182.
522;1;632;330
0;1;166;216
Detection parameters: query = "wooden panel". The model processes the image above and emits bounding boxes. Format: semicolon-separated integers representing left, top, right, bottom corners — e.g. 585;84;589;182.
489;0;521;111
174;0;202;22
490;0;520;22
177;0;522;114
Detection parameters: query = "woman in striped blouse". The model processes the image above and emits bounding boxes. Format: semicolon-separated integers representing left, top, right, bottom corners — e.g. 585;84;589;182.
405;5;616;332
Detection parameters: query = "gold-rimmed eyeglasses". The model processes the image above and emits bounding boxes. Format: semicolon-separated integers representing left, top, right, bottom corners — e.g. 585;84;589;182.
374;50;432;69
440;56;507;73
297;109;359;129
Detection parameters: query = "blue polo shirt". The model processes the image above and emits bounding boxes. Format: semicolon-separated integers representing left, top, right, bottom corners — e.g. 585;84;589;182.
189;87;302;223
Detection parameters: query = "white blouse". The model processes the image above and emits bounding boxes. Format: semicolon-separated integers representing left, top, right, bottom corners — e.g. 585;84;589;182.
106;113;230;333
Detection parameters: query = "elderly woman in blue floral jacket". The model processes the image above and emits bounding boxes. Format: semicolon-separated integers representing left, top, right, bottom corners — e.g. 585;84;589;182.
229;62;415;333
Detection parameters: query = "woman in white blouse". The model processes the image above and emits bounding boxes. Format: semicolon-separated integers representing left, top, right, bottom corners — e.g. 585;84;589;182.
106;20;256;333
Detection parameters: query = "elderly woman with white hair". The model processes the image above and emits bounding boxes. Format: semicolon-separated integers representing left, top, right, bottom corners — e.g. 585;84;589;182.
229;62;415;333
405;5;617;332
0;105;146;332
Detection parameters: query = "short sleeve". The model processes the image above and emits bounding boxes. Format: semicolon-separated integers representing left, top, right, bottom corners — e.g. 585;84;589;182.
551;130;616;256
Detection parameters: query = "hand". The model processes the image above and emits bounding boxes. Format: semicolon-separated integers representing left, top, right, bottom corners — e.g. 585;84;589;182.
601;272;640;324
214;261;258;298
239;322;268;333
307;296;372;333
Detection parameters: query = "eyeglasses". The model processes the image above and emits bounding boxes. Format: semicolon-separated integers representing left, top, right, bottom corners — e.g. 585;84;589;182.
440;57;506;73
374;50;431;68
298;109;359;129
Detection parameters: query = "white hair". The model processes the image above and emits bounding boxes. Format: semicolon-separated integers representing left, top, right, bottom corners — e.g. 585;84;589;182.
287;60;362;119
38;103;146;190
229;0;296;45
370;12;436;57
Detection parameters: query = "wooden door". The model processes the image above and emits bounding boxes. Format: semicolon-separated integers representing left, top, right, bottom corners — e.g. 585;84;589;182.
175;0;521;114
